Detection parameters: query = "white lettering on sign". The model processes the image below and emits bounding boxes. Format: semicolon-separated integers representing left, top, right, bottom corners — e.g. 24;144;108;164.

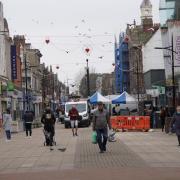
176;36;180;65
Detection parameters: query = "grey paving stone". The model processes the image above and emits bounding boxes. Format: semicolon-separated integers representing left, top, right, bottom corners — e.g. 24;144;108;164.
117;131;180;167
74;128;148;168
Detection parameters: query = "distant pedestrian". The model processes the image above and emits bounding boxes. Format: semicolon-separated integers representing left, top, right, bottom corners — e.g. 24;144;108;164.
2;109;12;141
151;107;157;129
160;107;166;132
112;106;117;116
115;104;120;115
55;107;60;122
92;101;111;153
172;106;180;146
0;112;2;136
59;106;65;123
126;107;130;116
68;105;79;136
23;110;34;137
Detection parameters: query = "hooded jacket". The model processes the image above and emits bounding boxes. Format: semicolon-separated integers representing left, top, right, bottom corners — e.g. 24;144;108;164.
41;109;56;127
68;107;79;121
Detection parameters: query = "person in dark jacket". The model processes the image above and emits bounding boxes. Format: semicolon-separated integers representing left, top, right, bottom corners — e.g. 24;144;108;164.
23;110;34;137
41;107;56;146
172;106;180;146
92;101;111;153
160;107;166;132
112;106;117;116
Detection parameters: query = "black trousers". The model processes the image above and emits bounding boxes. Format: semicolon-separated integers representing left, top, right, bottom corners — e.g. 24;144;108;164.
177;135;180;145
161;118;165;131
25;123;32;136
44;125;55;146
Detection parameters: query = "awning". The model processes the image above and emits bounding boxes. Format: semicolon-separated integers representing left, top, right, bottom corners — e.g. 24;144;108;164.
89;92;110;104
112;91;137;104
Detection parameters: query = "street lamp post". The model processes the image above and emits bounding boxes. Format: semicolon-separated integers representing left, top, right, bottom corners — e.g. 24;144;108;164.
41;71;54;110
155;34;180;110
171;35;176;110
52;73;55;112
132;46;142;114
86;59;90;97
23;50;42;111
155;34;179;110
42;70;46;110
136;49;140;108
24;54;29;111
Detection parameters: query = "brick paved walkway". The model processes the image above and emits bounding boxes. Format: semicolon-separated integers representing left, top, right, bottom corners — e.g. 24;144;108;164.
0;124;78;173
117;131;180;167
74;128;147;168
1;125;180;180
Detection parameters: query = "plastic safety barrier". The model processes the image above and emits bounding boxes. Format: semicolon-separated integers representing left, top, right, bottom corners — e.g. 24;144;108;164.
110;116;150;131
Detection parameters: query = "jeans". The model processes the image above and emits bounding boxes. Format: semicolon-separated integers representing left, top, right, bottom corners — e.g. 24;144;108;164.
161;118;165;131
25;123;32;136
5;130;11;140
96;128;108;151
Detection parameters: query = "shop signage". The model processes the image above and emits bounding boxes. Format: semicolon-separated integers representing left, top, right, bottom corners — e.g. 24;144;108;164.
152;85;165;95
7;81;14;91
11;45;17;80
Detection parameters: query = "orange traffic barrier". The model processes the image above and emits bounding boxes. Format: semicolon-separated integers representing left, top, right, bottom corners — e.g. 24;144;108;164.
110;116;150;131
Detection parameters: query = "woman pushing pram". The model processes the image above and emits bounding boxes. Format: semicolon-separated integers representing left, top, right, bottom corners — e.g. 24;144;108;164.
41;107;56;147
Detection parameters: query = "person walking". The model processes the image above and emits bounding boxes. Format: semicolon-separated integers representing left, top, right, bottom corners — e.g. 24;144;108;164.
151;107;157;129
172;106;180;146
160;107;166;132
0;112;2;137
41;107;56;146
68;105;79;136
92;101;111;153
112;106;117;116
115;104;120;115
23;110;34;137
59;106;65;124
2;109;12;141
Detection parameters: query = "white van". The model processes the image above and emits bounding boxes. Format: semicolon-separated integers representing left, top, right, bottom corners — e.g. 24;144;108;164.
64;101;90;128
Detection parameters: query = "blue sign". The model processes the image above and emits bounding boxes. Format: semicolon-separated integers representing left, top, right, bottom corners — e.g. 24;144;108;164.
11;45;17;80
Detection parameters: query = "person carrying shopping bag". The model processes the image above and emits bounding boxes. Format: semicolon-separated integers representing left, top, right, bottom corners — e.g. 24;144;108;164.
92;101;111;153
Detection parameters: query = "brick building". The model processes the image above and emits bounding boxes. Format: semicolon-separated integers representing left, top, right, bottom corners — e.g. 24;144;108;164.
126;0;159;95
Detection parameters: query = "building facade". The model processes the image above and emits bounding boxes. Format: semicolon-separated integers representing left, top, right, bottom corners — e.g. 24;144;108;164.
25;47;43;118
159;0;180;106
142;29;165;73
126;0;159;95
114;34;130;94
0;1;66;132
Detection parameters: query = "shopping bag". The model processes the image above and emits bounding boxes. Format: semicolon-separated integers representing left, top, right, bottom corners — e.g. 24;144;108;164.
91;131;97;144
108;129;116;142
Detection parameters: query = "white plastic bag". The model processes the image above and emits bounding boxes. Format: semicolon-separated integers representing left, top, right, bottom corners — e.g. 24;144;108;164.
108;129;116;142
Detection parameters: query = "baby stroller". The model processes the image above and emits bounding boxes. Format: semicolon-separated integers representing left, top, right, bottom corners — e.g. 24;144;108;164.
43;125;56;147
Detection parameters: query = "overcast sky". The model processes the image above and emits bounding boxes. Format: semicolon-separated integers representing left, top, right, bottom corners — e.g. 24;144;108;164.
1;0;160;87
